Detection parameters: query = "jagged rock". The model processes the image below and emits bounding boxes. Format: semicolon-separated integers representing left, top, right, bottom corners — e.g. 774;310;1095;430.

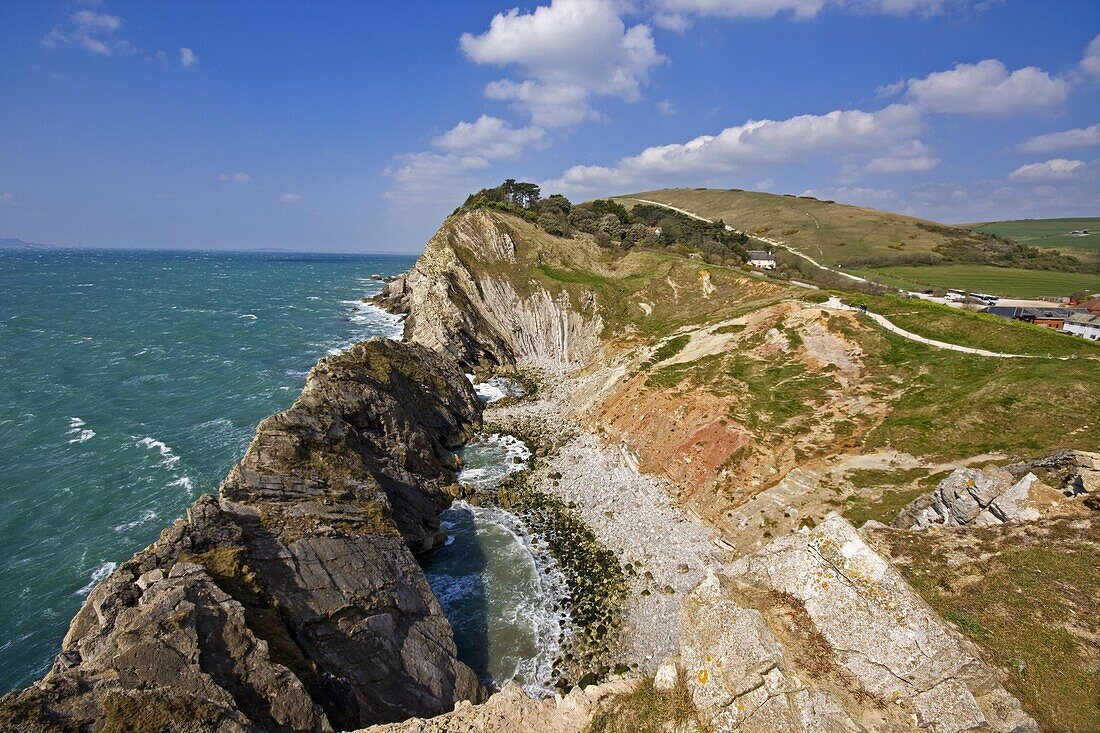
653;660;679;691
1006;449;1100;498
0;339;484;731
903;460;1089;530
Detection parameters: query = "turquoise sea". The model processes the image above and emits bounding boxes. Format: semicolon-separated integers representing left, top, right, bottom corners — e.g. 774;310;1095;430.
0;248;412;693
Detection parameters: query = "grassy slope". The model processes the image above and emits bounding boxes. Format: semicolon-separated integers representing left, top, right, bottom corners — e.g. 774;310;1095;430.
616;189;1100;298
461;210;1099;463
852;263;1100;298
616;188;959;268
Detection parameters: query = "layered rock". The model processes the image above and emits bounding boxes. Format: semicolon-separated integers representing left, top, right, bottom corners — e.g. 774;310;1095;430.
0;339;484;732
681;515;1036;733
375;209;602;373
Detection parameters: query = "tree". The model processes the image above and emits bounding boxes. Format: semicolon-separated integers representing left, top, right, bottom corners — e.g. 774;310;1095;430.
537;212;567;237
569;207;597;234
597;213;622;241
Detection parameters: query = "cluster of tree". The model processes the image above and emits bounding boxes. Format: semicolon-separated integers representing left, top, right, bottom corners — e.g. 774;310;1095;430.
457;181;751;266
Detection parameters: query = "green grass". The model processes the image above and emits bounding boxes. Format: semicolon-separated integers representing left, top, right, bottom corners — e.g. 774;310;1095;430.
856;323;1100;460
972;218;1100;258
859;295;1100;358
855;264;1100;298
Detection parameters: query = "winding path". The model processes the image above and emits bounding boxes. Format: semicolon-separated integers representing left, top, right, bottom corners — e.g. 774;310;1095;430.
820;297;1039;359
620;197;869;284
620;197;1047;359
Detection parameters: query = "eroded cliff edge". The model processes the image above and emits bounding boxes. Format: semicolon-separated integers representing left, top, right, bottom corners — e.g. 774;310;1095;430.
0;339;484;732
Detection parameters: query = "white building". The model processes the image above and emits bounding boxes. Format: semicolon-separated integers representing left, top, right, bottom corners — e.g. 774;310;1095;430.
1063;314;1100;340
747;250;776;269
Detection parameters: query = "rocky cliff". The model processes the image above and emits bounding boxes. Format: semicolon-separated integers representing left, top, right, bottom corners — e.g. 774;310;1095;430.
0;339;484;732
375;209;603;373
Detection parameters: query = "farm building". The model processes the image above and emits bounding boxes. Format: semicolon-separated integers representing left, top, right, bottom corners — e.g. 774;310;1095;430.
747;250;777;269
1064;314;1100;340
984;306;1085;330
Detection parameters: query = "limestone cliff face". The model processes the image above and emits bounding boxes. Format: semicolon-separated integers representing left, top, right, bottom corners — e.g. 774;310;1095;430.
377;209;603;373
0;339;484;732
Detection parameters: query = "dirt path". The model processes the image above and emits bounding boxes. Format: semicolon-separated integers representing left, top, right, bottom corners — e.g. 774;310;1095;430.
620;197;869;284
821;297;1044;358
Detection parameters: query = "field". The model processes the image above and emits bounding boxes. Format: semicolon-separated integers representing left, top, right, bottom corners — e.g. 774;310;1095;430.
852;264;1100;298
971;218;1100;261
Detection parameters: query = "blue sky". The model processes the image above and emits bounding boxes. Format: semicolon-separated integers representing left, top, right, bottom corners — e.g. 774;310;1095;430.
0;0;1097;252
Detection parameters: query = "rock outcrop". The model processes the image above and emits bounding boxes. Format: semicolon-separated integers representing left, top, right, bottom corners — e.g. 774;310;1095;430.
356;679;635;733
0;339;484;732
375;209;603;373
898;455;1096;530
681;515;1036;733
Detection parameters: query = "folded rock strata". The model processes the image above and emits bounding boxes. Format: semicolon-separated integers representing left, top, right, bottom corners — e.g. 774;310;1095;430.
0;339;484;732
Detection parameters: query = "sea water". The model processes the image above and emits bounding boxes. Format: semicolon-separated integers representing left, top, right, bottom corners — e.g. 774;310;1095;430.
423;434;569;696
0;248;414;693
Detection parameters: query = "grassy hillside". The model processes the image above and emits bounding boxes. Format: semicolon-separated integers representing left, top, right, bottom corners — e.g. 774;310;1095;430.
615;188;977;268
971;218;1100;262
614;189;1099;298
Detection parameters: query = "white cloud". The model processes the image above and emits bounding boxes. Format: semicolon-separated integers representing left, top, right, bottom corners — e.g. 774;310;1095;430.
887;59;1071;117
279;193;301;203
433;116;546;159
460;0;665;127
1008;158;1086;182
544;104;928;197
44;10;129;55
1081;34;1100;80
0;192;13;206
656;98;677;116
650;0;962;27
219;172;251;182
180;47;197;68
865;140;939;173
1017;123;1100;153
755;178;775;190
383;152;490;203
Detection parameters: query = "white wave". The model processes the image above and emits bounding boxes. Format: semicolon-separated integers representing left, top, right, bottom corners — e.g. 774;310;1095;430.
66;417;95;443
135;436;180;467
466;374;526;403
113;508;158;533
78;561;117;595
68;429;95;444
238;313;258;320
326;299;406;354
446;502;569;697
168;476;194;491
